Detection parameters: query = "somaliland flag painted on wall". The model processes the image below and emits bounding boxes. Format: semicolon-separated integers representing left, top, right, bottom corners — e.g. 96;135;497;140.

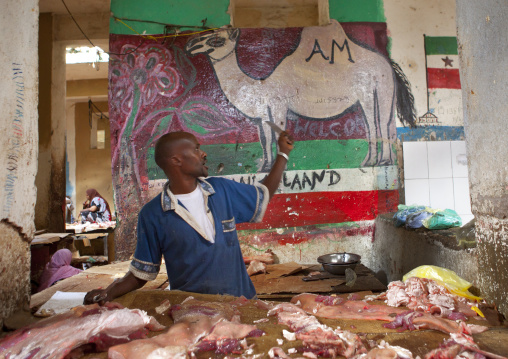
424;36;464;130
425;36;461;89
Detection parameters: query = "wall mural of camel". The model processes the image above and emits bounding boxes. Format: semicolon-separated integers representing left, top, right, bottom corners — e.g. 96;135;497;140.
185;20;416;171
108;21;413;260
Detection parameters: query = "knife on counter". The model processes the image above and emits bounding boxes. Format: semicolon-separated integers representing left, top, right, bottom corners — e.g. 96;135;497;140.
263;120;285;134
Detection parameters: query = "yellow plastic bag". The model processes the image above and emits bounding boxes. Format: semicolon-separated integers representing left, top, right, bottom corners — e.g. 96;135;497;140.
403;265;482;301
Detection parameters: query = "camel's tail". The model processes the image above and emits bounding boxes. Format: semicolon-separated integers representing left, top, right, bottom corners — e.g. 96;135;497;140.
392;61;417;128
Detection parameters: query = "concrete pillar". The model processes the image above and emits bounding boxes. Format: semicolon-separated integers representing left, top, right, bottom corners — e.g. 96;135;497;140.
35;13;53;230
0;0;39;326
49;41;67;232
456;0;508;317
66;101;77;215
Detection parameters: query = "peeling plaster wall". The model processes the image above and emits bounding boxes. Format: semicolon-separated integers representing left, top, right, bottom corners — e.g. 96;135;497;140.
0;0;38;325
456;0;508;318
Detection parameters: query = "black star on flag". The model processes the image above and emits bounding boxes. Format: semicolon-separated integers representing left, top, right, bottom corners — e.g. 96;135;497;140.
442;56;454;67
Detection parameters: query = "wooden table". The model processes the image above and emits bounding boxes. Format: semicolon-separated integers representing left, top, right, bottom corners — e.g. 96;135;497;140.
250;262;387;300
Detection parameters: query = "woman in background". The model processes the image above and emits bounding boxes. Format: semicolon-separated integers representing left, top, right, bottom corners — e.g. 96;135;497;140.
37;249;82;292
79;188;111;223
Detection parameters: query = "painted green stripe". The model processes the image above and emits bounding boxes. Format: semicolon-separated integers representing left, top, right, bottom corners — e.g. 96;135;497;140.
146;139;371;180
329;0;386;23
425;36;458;55
110;0;231;35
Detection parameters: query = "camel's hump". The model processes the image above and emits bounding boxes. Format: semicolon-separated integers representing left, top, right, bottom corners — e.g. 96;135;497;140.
298;19;349;51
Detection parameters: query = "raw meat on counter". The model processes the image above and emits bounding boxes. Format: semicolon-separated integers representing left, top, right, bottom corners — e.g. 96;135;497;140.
247;260;267;276
109;296;263;359
267;302;418;359
292;293;408;321
268;302;367;358
0;302;165;359
383;311;487;335
243;249;275;264
291;293;487;335
425;333;507;359
366;277;479;319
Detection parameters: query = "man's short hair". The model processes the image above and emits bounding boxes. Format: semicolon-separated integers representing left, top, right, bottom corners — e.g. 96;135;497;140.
154;132;194;168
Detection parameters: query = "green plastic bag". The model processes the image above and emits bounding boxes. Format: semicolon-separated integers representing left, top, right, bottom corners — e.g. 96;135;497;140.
422;209;462;229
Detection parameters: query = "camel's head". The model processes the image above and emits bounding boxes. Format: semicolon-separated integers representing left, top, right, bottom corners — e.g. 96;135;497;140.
185;28;240;61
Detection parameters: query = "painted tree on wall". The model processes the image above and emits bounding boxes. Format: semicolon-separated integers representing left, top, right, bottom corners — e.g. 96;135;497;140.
109;20;414;260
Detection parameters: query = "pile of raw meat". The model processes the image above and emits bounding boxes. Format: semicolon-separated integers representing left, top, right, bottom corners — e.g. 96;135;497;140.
1;276;504;359
0;302;165;359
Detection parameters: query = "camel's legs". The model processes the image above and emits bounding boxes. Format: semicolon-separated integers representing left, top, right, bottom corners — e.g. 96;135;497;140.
374;79;397;166
359;92;379;167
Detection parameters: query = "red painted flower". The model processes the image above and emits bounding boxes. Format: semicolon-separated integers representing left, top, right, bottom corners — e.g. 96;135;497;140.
109;43;181;116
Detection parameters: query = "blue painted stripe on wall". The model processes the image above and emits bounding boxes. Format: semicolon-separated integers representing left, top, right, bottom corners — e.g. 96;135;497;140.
397;126;465;141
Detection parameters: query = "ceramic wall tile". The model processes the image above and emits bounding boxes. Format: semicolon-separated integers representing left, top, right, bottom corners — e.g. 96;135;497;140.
429;178;454;210
403;141;429;179
428;141;453;178
451;141;469;177
453;177;472;214
405;179;430;207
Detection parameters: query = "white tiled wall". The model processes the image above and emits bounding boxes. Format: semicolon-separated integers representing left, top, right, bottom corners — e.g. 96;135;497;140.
403;141;473;226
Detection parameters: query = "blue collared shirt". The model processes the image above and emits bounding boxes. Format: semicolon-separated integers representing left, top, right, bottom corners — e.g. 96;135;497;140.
129;177;269;298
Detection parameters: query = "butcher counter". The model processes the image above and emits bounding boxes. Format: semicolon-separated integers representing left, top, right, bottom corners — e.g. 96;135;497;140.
26;261;508;358
29;288;508;358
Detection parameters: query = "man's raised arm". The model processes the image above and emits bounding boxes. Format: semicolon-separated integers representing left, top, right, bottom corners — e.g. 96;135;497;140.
262;132;294;199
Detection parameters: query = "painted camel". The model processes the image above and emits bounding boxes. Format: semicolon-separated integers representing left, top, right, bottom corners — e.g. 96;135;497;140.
186;20;415;170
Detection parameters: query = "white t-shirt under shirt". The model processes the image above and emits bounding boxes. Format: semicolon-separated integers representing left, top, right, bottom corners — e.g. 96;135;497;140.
175;186;215;243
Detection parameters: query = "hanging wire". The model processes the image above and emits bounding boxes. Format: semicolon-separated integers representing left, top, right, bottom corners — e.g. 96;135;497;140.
61;0;218;57
88;99;109;128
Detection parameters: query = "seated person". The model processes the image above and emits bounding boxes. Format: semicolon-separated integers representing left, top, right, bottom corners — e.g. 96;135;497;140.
37;249;82;292
79;189;111;223
65;196;75;224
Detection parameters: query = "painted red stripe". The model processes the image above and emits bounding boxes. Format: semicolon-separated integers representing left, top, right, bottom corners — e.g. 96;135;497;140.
427;68;461;89
237;190;399;230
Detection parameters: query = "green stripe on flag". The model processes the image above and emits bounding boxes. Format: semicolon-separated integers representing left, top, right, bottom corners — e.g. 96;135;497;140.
425;36;458;55
146;139;371;180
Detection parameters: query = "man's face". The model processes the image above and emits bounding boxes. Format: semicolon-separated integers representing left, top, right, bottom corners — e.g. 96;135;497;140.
178;136;208;178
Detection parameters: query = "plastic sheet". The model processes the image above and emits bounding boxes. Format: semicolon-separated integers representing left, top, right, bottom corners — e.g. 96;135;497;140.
423;209;462;229
403;265;482;301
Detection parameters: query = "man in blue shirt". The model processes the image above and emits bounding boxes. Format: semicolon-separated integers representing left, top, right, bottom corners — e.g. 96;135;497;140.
84;130;294;303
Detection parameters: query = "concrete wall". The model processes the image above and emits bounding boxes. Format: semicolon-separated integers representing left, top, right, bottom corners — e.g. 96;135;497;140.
456;0;508;318
0;0;38;326
372;215;477;285
74;101;115;217
66;78;110;219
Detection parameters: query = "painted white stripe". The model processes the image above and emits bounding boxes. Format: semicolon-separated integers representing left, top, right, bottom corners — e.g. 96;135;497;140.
147;166;398;198
427;54;460;69
428;88;464;126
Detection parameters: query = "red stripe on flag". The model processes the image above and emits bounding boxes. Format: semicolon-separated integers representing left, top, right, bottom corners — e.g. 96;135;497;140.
427;68;461;89
237;190;399;230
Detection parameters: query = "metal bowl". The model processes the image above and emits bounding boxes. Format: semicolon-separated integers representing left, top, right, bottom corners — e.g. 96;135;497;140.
317;252;361;265
321;262;358;275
